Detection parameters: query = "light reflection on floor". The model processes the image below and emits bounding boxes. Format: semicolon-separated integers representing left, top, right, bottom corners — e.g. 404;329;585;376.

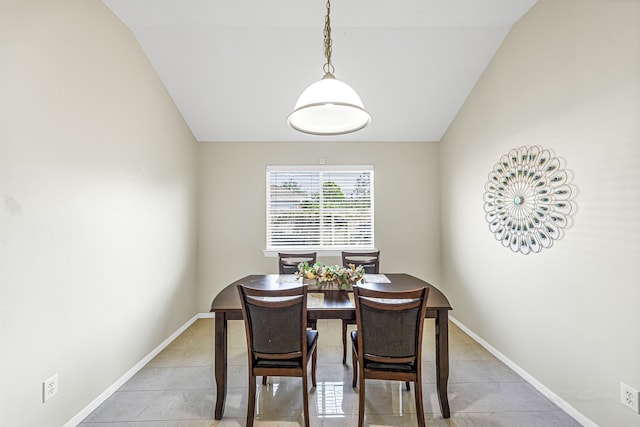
316;381;345;418
391;381;405;416
315;380;409;418
256;382;280;418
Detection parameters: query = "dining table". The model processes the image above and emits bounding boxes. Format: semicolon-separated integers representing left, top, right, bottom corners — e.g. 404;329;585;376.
209;273;453;419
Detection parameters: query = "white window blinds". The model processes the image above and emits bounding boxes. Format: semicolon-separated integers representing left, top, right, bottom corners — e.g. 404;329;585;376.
266;165;374;251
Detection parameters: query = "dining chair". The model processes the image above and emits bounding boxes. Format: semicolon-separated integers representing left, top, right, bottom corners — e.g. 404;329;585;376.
278;252;319;333
340;250;380;364
341;250;380;274
237;284;318;427
350;285;430;427
278;252;317;275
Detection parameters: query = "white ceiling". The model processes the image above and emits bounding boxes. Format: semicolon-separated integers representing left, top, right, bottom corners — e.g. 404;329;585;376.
102;0;537;142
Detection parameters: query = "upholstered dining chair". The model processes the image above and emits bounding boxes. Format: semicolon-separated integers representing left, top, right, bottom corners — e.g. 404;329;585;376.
350;285;429;427
340;250;380;364
237;284;318;427
341;250;380;274
278;252;318;332
278;252;317;275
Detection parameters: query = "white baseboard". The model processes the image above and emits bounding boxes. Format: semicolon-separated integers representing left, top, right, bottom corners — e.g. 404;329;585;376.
64;312;214;427
449;316;597;427
67;313;595;426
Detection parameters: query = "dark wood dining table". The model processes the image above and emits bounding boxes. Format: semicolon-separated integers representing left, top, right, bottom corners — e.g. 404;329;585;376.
209;273;453;419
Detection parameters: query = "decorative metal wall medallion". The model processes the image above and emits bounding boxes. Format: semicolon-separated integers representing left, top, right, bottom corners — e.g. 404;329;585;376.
483;146;575;254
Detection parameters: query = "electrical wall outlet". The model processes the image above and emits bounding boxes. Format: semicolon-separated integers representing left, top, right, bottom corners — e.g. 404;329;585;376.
621;382;639;413
43;374;58;403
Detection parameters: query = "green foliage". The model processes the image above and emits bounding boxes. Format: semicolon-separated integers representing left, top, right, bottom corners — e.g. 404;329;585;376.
295;261;365;290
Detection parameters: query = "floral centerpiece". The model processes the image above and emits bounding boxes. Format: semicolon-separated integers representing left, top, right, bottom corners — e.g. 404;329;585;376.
295;262;365;290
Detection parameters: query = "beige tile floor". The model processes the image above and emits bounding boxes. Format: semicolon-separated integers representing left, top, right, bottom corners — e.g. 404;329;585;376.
79;318;582;427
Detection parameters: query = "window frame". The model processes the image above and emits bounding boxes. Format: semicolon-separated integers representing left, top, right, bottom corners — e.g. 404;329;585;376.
264;164;375;257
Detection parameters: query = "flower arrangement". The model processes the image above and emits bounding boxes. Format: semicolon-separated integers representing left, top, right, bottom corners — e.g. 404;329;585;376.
296;262;365;290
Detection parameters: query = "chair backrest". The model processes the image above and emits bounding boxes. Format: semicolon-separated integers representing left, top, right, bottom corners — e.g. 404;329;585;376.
237;284;308;361
342;251;380;274
278;252;317;274
353;286;429;364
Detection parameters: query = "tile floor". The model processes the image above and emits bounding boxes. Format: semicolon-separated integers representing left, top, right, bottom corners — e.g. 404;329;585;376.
79;318;583;426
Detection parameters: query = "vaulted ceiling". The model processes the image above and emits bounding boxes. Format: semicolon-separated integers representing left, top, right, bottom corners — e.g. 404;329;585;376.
102;0;537;142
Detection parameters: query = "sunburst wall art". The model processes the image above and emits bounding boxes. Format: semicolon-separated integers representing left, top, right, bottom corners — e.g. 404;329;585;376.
483;145;575;254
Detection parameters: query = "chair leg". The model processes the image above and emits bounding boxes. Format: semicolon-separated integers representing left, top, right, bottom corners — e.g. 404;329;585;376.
357;371;366;427
342;320;348;364
351;348;358;388
302;369;310;427
308;319;317;386
247;375;256;427
262;376;267;385
311;347;317;387
414;379;426;427
405;381;410;391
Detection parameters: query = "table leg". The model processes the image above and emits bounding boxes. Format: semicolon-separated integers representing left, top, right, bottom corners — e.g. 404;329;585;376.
435;309;451;418
214;312;228;419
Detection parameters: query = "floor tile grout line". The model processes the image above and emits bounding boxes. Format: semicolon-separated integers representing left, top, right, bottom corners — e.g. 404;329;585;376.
77;318;586;427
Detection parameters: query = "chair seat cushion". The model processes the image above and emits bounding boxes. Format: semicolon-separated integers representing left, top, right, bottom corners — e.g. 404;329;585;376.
365;361;415;372
351;329;358;351
255;358;302;368
255;330;318;368
351;330;416;372
307;329;319;350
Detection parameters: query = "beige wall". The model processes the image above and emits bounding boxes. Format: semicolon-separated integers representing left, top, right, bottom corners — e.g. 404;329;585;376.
440;1;640;426
0;1;199;426
197;141;441;312
4;0;639;426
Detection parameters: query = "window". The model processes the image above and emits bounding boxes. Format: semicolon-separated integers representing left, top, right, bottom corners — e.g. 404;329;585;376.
266;165;374;252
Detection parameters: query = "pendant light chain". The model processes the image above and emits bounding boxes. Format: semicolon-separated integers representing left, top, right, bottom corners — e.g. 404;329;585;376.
287;0;370;135
323;0;335;75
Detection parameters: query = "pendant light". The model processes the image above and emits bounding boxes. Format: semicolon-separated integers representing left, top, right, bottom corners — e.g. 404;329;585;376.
287;0;371;136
